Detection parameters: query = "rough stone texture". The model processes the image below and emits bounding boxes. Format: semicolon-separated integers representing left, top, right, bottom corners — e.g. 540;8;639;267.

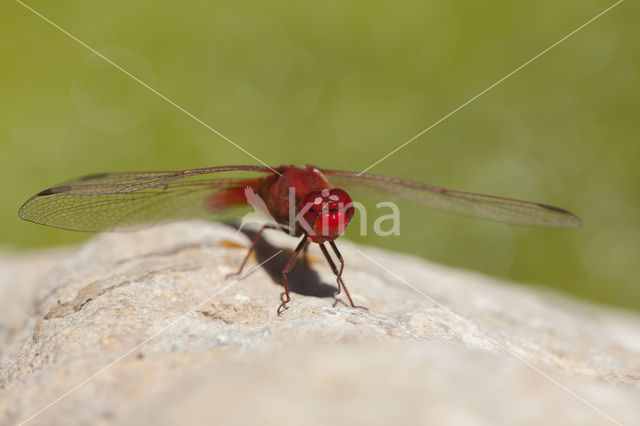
1;222;639;425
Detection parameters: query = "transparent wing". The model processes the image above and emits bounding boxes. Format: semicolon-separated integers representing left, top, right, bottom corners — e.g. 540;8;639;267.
320;168;581;228
19;166;273;232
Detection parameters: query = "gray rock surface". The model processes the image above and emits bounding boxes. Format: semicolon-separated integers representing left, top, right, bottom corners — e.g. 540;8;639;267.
1;222;639;425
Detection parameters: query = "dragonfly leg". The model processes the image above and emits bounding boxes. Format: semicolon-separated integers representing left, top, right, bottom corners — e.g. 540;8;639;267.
301;242;310;267
328;241;368;311
319;243;343;296
278;235;309;315
227;224;278;279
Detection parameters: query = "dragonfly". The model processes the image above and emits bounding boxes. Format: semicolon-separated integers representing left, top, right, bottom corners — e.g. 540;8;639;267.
19;165;581;314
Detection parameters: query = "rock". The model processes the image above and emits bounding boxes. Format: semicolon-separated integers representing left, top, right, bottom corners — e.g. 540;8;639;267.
0;221;639;425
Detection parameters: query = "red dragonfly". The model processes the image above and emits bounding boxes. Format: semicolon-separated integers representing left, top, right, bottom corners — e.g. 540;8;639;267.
19;165;581;314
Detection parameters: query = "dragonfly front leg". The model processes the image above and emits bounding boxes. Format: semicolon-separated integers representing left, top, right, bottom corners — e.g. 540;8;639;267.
301;242;310;267
319;243;344;296
278;235;309;315
227;224;278;279
326;241;367;310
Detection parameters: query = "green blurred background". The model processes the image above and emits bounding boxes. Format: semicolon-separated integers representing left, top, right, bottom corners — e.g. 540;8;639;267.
1;1;638;310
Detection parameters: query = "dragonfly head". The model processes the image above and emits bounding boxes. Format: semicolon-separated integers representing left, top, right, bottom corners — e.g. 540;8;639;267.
300;188;354;243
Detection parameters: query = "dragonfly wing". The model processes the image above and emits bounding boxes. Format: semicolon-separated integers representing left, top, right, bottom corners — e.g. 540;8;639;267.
19;166;273;232
320;169;581;228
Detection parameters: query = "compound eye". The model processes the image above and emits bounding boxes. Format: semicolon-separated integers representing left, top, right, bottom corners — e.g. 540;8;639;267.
301;191;324;212
300;191;324;230
328;188;354;222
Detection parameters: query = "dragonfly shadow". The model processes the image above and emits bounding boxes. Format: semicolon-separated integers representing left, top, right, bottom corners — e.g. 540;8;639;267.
230;225;338;300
